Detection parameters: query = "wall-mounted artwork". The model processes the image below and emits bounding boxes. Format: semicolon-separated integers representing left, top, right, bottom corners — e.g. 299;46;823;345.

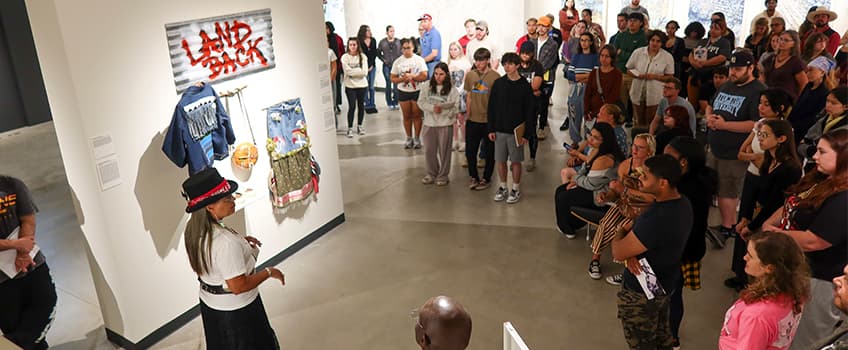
166;9;276;93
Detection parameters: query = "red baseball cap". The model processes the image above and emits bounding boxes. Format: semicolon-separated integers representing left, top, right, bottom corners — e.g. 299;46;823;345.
418;14;432;21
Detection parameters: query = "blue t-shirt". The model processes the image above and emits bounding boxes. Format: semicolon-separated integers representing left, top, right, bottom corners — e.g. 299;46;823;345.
622;196;693;294
420;27;442;62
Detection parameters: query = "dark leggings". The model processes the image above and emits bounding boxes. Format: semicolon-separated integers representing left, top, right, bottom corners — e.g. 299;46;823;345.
0;264;56;350
345;87;366;128
554;184;598;234
670;275;684;341
529;94;548;159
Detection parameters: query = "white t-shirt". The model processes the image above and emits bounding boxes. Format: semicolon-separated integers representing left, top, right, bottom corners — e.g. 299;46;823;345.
328;48;337;62
448;58;471;91
466;37;500;66
198;225;260;311
391;54;428;92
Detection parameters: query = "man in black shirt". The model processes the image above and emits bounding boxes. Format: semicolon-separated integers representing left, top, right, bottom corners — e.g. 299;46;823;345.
612;155;693;350
488;53;534;204
0;175;56;350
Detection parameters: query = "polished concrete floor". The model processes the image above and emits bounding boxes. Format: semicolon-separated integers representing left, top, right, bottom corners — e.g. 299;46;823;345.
2;77;738;349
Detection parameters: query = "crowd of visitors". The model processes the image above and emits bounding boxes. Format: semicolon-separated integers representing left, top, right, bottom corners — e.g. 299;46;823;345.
321;1;848;348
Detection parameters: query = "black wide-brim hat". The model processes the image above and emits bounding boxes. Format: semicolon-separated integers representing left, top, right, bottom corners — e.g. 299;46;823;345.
181;167;238;213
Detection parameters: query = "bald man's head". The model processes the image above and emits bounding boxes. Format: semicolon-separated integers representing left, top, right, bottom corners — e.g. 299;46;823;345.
415;296;472;350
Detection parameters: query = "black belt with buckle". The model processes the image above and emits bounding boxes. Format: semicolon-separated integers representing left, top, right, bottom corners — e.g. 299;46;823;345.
198;278;232;295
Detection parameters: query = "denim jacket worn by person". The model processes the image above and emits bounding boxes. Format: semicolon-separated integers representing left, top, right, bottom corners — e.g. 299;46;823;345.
162;83;235;175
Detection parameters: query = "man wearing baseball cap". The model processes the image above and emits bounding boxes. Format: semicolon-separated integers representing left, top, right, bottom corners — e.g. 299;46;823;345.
704;50;766;247
418;13;442;78
805;6;840;56
466;20;501;71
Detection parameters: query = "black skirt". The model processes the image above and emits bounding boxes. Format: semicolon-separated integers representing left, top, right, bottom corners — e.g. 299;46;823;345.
200;294;280;350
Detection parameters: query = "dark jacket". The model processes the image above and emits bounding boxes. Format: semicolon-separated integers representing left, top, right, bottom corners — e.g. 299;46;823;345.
486;75;534;139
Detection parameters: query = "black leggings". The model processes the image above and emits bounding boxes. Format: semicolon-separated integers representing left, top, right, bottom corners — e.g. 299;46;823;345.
554;185;599;234
0;264;56;350
345;87;366;128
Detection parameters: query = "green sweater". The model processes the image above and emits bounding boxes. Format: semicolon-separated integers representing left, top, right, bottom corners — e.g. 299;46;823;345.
613;29;647;72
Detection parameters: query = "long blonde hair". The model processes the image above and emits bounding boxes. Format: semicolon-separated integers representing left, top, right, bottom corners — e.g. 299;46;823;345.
185;209;216;275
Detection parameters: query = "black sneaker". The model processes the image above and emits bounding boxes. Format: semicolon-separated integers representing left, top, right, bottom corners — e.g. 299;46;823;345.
706;228;726;249
588;260;602;280
605;273;623;286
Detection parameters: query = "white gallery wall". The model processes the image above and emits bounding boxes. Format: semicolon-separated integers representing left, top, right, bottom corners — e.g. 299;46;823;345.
25;0;343;344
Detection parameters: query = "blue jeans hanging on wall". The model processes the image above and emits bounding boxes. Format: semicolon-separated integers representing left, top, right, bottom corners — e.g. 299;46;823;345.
364;67;377;109
266;98;320;208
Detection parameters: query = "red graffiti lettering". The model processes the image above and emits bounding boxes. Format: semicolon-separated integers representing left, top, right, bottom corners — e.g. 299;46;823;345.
180;20;269;80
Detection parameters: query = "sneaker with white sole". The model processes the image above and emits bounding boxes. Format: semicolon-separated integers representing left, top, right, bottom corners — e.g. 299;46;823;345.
493;187;508;202
474;179;491;190
404;138;414;149
506;189;521;204
413;138;422;149
468;178;480;190
421;175;434;184
556;226;576;239
435;179;449;186
346;129;354;138
357;125;365;135
588;260;602;279
605;273;623;286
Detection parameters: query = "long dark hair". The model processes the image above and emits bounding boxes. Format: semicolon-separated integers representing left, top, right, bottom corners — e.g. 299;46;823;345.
788;129;848;209
760;119;800;175
347;37;363;69
429;62;452;96
667;136;718;196
587;122;625;170
741;231;810;314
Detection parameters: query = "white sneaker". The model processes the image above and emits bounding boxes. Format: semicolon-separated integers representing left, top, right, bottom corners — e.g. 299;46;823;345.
357;125;365;135
506;189;521;204
413;138;422;149
493;187;508;202
404;138;414;149
346;129;354;138
421;175;434;184
458;142;465;152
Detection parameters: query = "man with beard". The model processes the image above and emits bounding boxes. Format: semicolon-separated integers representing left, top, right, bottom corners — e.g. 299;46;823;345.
804;6;841;56
808;264;848;349
704;51;765;248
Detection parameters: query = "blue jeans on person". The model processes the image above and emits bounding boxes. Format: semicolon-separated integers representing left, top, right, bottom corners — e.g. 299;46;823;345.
382;65;398;107
364;67;376;109
568;81;585;143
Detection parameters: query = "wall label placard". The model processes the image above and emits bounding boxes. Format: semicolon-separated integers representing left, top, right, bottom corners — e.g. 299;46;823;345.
166;9;276;93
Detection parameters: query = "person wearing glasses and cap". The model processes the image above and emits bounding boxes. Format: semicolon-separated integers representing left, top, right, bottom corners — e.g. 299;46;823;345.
465;20;500;71
414;296;472;350
418;14;442;78
181;167;285;349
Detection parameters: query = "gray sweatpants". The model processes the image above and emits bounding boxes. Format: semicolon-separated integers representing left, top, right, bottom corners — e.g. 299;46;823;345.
422;125;453;182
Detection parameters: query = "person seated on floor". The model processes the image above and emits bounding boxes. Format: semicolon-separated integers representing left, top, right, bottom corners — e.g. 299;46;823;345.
586;133;656;282
415;295;472;350
718;232;809;350
556;122;625;239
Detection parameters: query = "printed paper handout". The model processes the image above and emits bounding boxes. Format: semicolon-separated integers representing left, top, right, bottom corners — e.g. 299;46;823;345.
635;258;666;300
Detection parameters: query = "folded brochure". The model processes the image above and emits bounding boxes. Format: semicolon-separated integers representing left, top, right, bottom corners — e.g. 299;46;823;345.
635;257;666;300
513;123;525;147
0;227;40;278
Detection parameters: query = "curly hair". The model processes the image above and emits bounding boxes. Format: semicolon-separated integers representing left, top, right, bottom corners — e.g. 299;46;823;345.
740;231;810;314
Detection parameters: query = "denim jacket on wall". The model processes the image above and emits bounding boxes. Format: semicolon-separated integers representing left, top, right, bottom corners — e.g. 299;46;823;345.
162;83;235;175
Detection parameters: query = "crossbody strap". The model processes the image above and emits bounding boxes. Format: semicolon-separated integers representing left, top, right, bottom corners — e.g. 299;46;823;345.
594;67;605;103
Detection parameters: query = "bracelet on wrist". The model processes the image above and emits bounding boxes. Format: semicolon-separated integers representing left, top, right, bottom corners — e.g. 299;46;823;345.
265;267;272;278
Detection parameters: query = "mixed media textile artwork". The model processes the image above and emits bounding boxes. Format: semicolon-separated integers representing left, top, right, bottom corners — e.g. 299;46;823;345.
166;9;276;93
265;98;320;208
162;83;235;175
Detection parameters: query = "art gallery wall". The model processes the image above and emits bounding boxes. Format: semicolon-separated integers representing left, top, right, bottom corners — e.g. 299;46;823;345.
26;0;343;344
